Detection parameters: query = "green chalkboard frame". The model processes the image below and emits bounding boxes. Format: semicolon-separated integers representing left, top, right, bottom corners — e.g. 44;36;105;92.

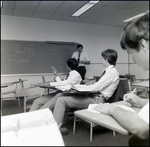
1;40;78;75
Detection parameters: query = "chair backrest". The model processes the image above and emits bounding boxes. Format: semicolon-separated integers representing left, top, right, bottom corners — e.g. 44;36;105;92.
106;78;132;103
19;79;24;89
42;76;46;82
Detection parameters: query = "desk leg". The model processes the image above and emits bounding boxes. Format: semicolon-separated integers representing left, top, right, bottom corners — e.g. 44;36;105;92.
73;116;76;134
1;92;2;116
113;131;116;137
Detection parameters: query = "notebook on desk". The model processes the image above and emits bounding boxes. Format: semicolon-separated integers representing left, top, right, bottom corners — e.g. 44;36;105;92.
69;84;99;94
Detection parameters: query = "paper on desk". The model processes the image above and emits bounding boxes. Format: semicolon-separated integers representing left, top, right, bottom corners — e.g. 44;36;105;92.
115;105;136;113
72;84;92;92
55;84;72;91
87;104;136;113
87;104;99;113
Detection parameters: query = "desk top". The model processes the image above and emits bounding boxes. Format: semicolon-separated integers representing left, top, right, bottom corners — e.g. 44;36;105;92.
35;81;58;91
74;101;141;136
1;109;65;146
132;80;149;88
1;79;27;88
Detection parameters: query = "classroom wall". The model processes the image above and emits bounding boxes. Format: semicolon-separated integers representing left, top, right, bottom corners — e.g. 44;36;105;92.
1;15;149;96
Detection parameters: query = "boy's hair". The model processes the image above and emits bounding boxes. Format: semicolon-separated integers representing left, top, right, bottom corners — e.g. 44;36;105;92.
67;58;78;70
120;13;149;51
77;44;83;49
101;49;118;66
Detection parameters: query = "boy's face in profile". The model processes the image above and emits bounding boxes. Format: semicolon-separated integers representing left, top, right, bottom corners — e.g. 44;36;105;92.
101;56;107;67
127;39;149;71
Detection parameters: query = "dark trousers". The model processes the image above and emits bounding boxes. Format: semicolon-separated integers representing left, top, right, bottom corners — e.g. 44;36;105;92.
128;135;149;146
78;66;86;80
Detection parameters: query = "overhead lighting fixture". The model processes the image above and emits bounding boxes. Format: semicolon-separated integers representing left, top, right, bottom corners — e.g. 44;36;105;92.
123;10;149;23
72;1;99;17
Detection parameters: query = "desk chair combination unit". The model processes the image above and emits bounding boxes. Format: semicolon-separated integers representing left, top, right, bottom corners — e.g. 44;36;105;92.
73;78;133;142
1;80;28;115
1;81;21;108
19;79;42;112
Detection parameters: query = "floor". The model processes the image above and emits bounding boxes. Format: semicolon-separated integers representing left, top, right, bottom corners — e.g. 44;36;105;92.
1;98;131;146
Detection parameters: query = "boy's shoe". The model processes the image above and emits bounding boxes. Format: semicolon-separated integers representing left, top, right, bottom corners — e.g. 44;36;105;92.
60;127;69;135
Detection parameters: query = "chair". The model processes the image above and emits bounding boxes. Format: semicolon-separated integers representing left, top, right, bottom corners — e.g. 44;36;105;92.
42;76;47;95
73;78;132;141
41;76;57;95
19;79;42;112
1;82;20;107
106;78;132;103
64;78;94;121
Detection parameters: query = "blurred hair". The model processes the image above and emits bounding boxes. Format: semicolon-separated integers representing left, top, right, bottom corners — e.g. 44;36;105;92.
67;58;78;70
77;44;83;49
120;13;149;51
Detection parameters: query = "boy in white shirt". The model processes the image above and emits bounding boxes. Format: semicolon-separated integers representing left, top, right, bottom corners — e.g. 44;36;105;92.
29;58;82;111
53;49;119;131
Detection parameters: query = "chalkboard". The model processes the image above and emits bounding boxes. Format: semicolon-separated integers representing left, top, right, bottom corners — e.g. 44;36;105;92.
1;40;78;75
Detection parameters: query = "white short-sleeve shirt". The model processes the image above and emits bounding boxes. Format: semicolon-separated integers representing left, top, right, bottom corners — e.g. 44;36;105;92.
71;51;90;66
50;70;82;87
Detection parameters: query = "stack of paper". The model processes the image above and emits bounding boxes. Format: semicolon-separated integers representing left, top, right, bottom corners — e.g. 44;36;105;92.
72;84;92;92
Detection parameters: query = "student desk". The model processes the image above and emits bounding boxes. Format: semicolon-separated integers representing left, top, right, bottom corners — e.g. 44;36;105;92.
1;108;65;146
132;80;149;97
34;81;57;95
73;101;141;142
132;80;149;91
1;80;27;115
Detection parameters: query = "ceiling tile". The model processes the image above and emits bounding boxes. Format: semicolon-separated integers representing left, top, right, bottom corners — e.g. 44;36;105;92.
55;1;87;15
13;10;33;17
32;12;52;19
81;18;98;24
104;9;136;21
50;14;69;21
89;6;120;19
107;1;134;8
66;16;84;22
1;1;149;27
95;19;112;25
123;1;149;11
3;1;16;9
36;1;64;14
1;8;14;15
15;1;40;11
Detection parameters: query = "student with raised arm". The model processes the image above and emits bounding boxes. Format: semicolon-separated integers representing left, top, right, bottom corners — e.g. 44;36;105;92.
29;58;82;111
71;44;90;80
93;13;149;146
53;49;119;132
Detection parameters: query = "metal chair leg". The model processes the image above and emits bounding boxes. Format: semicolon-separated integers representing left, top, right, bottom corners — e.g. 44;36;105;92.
73;116;76;134
90;123;93;142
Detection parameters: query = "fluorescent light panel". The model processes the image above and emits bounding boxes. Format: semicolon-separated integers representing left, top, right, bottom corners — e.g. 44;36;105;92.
1;1;2;7
123;10;149;22
72;1;99;17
